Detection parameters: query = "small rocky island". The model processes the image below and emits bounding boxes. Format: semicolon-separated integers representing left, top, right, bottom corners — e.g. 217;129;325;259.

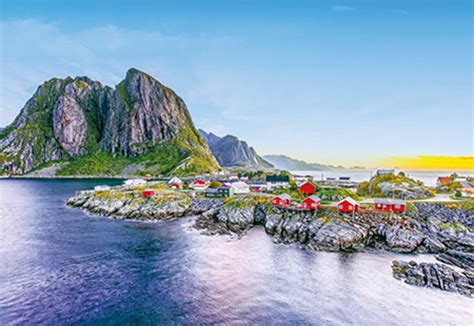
66;182;474;297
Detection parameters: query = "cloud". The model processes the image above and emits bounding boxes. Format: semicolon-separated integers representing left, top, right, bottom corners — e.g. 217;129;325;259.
331;5;356;12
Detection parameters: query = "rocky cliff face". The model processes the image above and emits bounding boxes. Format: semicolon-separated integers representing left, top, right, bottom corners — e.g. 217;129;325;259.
0;69;220;176
199;129;272;169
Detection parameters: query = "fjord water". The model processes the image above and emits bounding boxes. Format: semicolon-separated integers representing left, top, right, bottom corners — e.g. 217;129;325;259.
0;180;472;325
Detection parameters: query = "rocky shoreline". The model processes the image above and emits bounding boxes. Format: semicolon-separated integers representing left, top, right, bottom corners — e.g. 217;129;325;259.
66;188;474;296
392;250;474;297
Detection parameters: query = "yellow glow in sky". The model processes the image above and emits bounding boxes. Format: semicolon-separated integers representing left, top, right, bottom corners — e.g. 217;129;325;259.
380;156;474;170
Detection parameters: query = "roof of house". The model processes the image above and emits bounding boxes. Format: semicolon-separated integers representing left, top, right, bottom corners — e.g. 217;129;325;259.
305;195;321;202
206;188;218;193
374;198;406;205
374;198;392;204
277;194;292;200
391;199;406;205
266;175;290;183
300;181;315;187
437;177;453;184
338;197;359;206
231;181;249;188
219;185;231;190
169;176;182;184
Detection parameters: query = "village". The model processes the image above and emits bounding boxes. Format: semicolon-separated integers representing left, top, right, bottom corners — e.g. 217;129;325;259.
92;168;474;217
68;169;474;299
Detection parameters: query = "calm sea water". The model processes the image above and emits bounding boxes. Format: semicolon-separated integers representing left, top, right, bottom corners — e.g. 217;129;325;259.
291;169;474;186
0;179;472;325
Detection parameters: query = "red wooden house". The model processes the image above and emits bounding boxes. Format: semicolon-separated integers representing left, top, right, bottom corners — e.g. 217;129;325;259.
374;198;406;213
272;194;292;207
391;199;406;213
299;181;316;195
337;197;359;213
374;198;392;212
170;183;181;189
142;189;156;197
302;195;321;210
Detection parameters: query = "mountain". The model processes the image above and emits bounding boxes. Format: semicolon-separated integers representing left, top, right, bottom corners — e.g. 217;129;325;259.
0;68;220;176
262;154;341;171
199;129;273;169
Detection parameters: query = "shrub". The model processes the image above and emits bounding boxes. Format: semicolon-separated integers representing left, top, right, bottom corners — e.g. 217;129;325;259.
209;180;223;189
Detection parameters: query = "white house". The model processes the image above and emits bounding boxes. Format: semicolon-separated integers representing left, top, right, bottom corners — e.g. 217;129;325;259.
94;185;111;192
168;176;183;185
230;181;250;194
124;179;147;188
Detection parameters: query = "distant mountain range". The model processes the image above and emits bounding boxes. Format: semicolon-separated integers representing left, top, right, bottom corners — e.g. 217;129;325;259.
199;129;273;169
262;154;354;171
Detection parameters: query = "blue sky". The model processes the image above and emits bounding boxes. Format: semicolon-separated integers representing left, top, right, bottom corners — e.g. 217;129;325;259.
0;0;472;167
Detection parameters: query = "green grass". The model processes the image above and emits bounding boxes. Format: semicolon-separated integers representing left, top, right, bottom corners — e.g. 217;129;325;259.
55;126;220;177
57;152;131;176
224;194;272;209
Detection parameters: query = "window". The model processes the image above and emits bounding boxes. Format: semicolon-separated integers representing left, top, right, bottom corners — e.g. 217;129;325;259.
338;205;342;209
349;205;353;209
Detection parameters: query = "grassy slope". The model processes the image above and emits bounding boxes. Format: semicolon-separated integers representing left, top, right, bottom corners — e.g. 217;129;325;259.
357;173;434;198
55;126;219;177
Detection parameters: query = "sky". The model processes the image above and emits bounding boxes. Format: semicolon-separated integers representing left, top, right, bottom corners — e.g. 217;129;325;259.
0;0;472;169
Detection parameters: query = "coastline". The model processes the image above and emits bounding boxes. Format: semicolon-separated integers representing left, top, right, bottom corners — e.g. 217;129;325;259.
65;182;474;297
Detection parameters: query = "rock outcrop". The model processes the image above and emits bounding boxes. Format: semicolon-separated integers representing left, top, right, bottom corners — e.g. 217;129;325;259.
392;260;474;297
199;129;272;169
0;69;220;176
357;173;434;200
66;186;223;221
